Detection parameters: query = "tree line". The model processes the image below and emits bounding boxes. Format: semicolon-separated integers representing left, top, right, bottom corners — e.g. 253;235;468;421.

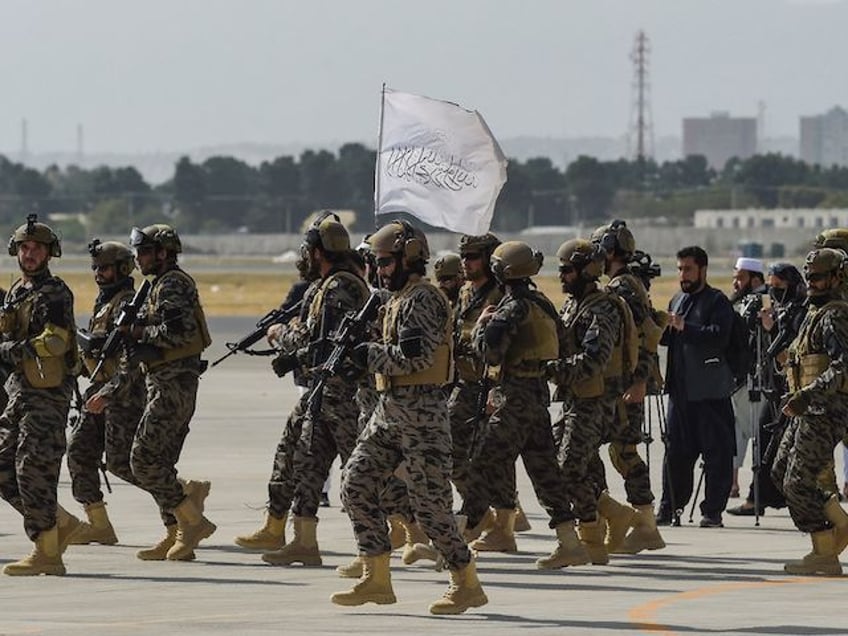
3;145;848;241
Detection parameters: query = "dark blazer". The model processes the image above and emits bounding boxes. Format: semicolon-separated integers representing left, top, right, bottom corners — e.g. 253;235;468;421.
662;284;735;402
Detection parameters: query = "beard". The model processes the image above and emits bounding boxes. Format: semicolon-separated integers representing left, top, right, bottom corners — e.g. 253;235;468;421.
680;278;701;293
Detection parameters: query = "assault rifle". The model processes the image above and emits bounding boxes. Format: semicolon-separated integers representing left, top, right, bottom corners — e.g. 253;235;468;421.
305;292;382;424
466;371;492;461
211;300;302;368
90;279;151;380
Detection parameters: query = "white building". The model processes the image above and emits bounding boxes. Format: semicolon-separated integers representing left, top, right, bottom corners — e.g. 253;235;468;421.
694;208;848;230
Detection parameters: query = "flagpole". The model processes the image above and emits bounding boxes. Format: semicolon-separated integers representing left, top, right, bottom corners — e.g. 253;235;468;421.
373;82;387;225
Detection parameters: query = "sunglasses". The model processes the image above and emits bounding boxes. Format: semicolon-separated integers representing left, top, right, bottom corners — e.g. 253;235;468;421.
461;253;482;261
90;263;114;272
558;264;575;275
805;272;829;283
375;255;396;268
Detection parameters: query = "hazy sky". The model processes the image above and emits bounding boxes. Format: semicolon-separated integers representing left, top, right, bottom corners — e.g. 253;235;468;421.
1;0;846;154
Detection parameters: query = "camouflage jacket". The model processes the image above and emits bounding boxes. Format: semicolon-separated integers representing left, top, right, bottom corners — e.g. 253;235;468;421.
607;269;653;384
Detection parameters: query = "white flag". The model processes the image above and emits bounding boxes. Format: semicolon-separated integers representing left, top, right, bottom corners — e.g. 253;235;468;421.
375;88;507;236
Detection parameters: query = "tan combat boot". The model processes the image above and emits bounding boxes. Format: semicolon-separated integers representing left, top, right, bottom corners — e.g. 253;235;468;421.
336;555;365;578
331;552;397;606
69;501;119;546
261;516;321;566
614;503;666;554
400;518;439;565
429;558;488;615
470;508;517;552
180;479;212;514
137;524;196;561
234;512;287;551
577;519;610;565
3;526;65;576
166;497;217;561
56;504;92;551
387;515;406;551
784;529;842;576
597;491;636;552
536;520;591;569
823;494;848;555
462;508;494;543
514;502;532;532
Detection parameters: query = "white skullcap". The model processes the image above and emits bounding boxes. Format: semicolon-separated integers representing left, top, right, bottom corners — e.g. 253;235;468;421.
735;257;764;273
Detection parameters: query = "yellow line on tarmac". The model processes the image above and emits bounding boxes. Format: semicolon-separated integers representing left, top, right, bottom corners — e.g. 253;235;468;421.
628;577;823;635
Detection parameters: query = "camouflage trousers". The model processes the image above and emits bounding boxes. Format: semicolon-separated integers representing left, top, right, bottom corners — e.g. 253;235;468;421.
463;377;573;528
131;366;198;525
447;381;480;503
267;392;306;519
341;386;471;570
553;394;614;521
355;386;410;520
0;375;72;540
606;398;654;506
771;402;848;533
67;380;145;504
291;380;360;518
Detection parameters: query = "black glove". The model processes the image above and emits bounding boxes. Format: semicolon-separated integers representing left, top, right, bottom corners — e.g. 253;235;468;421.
349;343;370;370
398;327;423;358
271;354;298;378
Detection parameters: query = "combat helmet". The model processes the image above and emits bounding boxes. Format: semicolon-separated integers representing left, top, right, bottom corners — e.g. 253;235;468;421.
590;219;635;257
556;238;605;281
88;238;135;277
459;233;501;259
303;211;350;254
813;228;848;254
130;224;182;254
8;213;61;257
433;253;462;280
803;247;846;295
490;241;544;281
369;220;429;263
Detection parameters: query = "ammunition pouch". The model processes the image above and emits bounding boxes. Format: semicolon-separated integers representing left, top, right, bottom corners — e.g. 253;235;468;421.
0;309;17;334
22;354;64;389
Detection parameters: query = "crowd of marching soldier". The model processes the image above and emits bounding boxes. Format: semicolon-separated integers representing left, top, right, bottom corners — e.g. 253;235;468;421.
1;211;847;615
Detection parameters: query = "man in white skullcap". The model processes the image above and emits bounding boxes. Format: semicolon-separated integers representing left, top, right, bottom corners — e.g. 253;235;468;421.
729;256;766;500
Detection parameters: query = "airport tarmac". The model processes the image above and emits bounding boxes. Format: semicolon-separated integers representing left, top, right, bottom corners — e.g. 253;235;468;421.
1;318;846;635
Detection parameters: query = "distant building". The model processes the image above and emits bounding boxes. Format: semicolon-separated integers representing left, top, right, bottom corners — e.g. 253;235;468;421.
682;112;757;170
800;106;848;167
694;208;848;230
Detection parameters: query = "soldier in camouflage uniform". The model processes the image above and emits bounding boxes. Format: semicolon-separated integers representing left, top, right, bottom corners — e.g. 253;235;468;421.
590;220;666;554
547;238;622;565
124;224;215;561
332;220;487;615
448;233;502;510
0;215;81;576
459;241;588;569
772;248;848;575
66;240;145;545
432;252;464;306
252;215;370;567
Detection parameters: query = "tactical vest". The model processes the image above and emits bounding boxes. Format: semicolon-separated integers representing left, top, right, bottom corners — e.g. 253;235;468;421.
491;294;559;380
145;269;212;369
455;280;503;382
307;269;370;338
375;278;452;391
81;287;135;383
786;299;848;393
3;278;76;388
609;272;665;355
561;289;635;398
